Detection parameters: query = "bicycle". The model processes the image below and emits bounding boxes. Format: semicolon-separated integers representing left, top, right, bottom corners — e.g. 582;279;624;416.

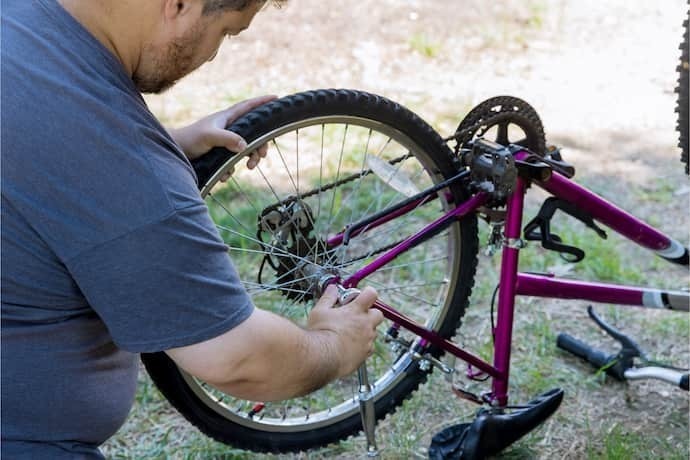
140;15;689;458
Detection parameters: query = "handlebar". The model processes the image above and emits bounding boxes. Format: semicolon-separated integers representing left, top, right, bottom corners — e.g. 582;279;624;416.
556;333;620;379
557;332;689;390
624;367;689;390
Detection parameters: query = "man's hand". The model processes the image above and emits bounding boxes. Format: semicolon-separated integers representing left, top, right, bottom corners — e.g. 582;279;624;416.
168;95;276;169
307;286;384;378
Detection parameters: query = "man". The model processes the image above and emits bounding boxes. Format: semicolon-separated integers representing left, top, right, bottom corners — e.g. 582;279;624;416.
1;1;384;458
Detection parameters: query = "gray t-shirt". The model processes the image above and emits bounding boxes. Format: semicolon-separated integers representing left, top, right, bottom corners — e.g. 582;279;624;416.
1;1;254;458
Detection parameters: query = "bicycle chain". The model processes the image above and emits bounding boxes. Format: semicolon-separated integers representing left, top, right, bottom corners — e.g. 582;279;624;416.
261;97;546;276
266;96;544;213
266;152;412;209
257;154;414;280
331;104;543;269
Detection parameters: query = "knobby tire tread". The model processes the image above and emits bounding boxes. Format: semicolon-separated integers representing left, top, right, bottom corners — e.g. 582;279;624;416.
677;16;689;175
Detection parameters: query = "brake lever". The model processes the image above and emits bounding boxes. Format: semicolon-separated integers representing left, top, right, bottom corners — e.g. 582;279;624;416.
586;306;647;362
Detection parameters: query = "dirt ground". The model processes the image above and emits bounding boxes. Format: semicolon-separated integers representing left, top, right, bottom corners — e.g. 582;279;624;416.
149;0;688;234
135;1;689;458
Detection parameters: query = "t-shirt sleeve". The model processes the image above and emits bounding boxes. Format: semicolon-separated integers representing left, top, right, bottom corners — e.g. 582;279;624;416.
66;203;254;353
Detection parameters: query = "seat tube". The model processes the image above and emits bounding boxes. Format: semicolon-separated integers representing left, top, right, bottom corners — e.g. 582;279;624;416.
491;178;527;406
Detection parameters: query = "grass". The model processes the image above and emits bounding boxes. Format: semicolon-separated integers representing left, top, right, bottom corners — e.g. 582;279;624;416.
103;149;689;459
585;423;688;460
103;5;689;453
105;114;690;458
408;32;442;59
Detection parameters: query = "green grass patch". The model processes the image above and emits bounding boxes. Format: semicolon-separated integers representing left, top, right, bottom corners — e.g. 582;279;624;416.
586;423;688;460
408;33;442;58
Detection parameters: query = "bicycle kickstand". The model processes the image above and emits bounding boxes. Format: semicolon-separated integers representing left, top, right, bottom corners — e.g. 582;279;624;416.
330;282;379;457
357;361;379;457
557;306;689;390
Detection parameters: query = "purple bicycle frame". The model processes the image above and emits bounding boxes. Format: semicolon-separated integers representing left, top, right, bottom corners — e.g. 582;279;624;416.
330;150;689;406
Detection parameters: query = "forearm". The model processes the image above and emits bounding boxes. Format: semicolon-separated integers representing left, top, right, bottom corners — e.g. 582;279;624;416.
167;288;381;402
167;308;346;402
213;310;343;401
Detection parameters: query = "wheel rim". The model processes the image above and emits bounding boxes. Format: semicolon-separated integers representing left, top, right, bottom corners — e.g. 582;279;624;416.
186;115;464;432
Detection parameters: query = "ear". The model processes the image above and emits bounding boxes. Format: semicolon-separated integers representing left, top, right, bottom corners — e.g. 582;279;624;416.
162;0;199;22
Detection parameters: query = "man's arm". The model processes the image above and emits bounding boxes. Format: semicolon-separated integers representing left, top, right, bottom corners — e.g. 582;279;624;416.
165;286;383;402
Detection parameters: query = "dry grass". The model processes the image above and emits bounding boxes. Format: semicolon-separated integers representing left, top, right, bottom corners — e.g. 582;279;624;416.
104;1;688;458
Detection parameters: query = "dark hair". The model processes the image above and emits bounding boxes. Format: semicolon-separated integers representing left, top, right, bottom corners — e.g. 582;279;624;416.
202;0;285;15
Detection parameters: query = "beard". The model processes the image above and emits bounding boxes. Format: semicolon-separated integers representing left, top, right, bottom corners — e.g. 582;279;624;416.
133;22;205;94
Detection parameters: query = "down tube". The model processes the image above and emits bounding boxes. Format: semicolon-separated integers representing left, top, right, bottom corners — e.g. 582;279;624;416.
538;171;689;265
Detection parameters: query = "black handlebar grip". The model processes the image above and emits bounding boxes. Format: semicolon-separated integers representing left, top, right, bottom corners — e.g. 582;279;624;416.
557;333;613;371
681;374;689;391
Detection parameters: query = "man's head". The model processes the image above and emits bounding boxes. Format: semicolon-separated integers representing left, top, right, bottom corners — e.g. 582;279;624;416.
133;0;285;94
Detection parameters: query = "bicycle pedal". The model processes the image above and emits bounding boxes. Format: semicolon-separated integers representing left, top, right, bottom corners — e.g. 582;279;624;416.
451;385;483;405
466;364;489;382
413;352;454;374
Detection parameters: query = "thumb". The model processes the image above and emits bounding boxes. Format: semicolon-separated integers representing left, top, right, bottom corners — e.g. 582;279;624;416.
207;129;248;153
222;94;278;127
313;285;339;310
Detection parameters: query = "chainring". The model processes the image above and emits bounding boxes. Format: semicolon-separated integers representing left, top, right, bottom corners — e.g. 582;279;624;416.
452;96;547;156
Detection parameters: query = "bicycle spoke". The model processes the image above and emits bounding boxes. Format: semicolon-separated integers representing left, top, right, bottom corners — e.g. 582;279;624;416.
346;129;374;226
215;224;324;269
208;193;255;236
271;137;299;195
295;128;300;194
326;124;349;230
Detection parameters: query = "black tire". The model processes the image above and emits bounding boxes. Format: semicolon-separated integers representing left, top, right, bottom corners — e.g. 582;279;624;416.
677;16;689;175
141;89;478;453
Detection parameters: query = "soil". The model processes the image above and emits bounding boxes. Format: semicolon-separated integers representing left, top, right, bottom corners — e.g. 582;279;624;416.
149;0;688;233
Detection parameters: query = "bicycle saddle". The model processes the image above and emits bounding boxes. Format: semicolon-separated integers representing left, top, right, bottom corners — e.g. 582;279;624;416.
429;388;564;460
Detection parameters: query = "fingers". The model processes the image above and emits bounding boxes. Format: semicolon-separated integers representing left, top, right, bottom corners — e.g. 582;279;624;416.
313;285;339;310
369;307;384;327
246;148;262;169
351;286;378;311
257;143;268;158
177;95;277;160
204;129;247;154
223;95;278;127
346;287;383;332
214;95;276;166
209;129;265;171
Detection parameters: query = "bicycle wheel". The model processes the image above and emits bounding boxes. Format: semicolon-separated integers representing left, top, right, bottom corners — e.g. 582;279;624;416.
677;16;688;175
141;89;478;453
